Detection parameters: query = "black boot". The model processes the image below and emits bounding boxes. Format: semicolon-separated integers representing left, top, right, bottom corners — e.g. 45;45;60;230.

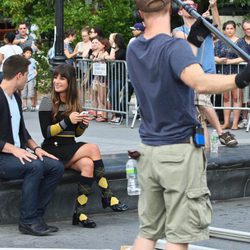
101;197;128;211
94;160;128;212
72;176;96;228
72;211;96;228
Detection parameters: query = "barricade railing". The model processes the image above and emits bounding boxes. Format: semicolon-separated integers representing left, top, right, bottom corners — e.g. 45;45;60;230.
212;62;249;131
76;58;129;127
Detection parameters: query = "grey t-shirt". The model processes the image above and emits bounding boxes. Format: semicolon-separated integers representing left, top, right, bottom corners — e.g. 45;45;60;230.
15;34;35;50
127;34;199;146
64;42;75;65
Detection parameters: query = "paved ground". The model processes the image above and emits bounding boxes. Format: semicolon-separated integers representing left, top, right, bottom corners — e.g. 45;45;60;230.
0;198;250;250
1;111;250;250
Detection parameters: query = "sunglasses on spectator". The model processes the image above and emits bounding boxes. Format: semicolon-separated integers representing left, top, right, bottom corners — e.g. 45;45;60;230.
180;3;198;10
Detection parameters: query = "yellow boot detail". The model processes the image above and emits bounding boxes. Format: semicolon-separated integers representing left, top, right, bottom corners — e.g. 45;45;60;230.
110;196;119;206
77;194;88;205
79;213;88;221
98;177;108;189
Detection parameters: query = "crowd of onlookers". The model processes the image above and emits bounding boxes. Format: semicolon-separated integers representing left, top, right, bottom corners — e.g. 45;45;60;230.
0;15;249;129
60;18;249;132
0;22;145;125
0;23;38;111
61;25;144;125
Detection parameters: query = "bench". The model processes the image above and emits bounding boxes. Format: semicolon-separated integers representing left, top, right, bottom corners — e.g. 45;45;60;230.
1;146;250;224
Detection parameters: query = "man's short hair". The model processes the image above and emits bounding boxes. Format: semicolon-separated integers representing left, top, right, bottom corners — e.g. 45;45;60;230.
64;28;76;38
242;18;250;28
136;0;170;12
18;22;27;29
3;55;30;80
4;32;16;43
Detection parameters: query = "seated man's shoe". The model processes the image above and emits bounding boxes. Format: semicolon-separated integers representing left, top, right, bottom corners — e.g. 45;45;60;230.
102;197;128;212
39;217;59;233
19;222;51;236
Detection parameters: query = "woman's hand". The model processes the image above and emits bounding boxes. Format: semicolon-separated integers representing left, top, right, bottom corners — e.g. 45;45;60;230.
209;0;217;7
202;10;210;18
69;112;85;124
34;147;59;161
79;113;90;127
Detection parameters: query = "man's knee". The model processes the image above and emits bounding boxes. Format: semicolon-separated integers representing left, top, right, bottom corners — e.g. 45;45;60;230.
43;157;64;176
25;160;44;176
80;157;94;176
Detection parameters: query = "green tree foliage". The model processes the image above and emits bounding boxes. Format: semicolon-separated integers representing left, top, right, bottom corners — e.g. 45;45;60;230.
0;0;249;42
0;0;135;43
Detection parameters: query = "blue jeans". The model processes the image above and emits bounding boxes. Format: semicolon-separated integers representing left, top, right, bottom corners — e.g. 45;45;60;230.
0;154;64;224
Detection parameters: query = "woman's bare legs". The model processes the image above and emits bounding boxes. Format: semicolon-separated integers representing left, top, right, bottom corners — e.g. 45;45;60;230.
231;88;242;129
221;91;231;129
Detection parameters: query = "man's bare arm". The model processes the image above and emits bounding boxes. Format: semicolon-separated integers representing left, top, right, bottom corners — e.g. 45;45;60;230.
180;63;236;94
210;0;221;30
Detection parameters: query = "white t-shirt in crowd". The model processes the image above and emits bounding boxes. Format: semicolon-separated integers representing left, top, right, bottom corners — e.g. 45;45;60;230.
0;45;23;71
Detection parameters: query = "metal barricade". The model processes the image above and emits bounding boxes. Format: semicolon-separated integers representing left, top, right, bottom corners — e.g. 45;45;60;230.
76;58;129;127
212;62;249;131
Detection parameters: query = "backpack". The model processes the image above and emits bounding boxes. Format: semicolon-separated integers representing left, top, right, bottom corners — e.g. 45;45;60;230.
47;47;55;62
47;26;56;64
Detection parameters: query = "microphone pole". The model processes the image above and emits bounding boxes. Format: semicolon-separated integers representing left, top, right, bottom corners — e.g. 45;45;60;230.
173;0;250;62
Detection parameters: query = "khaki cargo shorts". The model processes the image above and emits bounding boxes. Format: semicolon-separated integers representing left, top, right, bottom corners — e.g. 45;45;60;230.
137;142;212;244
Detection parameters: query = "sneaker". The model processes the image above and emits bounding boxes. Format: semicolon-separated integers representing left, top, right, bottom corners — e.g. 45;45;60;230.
109;116;123;125
30;106;36;112
219;131;238;147
238;119;248;129
22;106;28;112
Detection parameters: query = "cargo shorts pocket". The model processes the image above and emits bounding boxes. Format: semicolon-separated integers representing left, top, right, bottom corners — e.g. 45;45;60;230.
186;188;212;229
157;154;184;163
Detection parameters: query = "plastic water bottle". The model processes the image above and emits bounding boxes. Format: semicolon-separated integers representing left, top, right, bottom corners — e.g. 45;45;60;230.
126;158;140;196
210;129;219;154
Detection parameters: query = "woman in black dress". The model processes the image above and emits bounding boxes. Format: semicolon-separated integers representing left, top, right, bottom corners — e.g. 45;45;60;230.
38;64;128;228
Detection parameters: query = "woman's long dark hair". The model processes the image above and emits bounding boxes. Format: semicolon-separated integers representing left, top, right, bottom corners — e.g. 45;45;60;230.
114;33;126;49
51;64;82;119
